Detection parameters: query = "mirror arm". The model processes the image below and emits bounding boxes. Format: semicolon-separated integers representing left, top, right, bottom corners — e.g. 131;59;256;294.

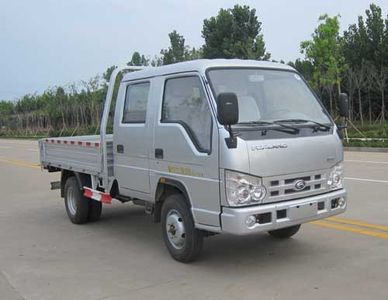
225;125;237;149
337;124;347;131
337;117;348;131
336;118;348;140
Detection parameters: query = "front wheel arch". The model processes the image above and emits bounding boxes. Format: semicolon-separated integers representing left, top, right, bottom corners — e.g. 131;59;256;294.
153;179;192;223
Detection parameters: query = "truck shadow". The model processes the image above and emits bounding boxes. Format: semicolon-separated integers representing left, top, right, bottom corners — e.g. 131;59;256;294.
87;204;327;270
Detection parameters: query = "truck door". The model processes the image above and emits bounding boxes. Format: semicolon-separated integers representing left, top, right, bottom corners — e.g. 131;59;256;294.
113;80;152;197
151;73;220;227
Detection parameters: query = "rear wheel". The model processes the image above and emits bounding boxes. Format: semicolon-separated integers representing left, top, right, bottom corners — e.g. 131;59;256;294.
64;177;89;224
268;225;301;239
161;194;204;262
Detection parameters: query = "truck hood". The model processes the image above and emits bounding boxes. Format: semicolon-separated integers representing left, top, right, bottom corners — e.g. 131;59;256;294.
245;135;343;177
219;132;343;177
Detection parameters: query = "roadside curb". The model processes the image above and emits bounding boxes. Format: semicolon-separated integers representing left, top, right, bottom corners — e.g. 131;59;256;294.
344;147;388;153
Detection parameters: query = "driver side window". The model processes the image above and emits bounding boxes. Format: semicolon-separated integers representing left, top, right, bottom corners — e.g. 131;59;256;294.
162;76;212;153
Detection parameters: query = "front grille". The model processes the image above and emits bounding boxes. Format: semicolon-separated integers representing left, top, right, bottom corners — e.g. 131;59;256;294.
285;186;311;194
263;170;328;203
284;176;310;185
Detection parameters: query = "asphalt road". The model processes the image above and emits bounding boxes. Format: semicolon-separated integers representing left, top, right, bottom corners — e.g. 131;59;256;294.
0;139;387;300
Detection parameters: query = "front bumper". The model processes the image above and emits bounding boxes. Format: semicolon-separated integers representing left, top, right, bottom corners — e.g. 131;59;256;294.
221;189;346;235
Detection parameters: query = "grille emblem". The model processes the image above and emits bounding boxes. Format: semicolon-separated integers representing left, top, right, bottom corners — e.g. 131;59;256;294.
294;179;306;191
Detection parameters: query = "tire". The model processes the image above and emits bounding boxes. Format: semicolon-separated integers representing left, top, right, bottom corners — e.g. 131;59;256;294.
88;200;102;222
268;225;301;239
161;193;204;263
64;177;89;224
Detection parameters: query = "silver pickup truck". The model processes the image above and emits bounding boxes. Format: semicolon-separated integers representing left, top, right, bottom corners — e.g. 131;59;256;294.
39;59;348;262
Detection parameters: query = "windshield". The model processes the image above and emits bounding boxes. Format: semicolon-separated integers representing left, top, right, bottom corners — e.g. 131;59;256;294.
207;68;331;125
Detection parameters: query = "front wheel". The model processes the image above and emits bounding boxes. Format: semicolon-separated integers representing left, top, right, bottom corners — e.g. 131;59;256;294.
268;225;301;239
161;194;204;262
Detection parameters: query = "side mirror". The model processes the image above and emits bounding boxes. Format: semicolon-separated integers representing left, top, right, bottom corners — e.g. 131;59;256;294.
217;93;239;125
338;93;349;118
217;93;239;148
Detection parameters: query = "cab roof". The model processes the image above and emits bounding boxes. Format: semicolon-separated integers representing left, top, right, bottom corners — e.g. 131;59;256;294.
121;59;295;82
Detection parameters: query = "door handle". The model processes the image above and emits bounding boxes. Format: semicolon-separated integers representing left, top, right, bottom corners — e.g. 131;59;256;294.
117;144;124;153
155;148;164;159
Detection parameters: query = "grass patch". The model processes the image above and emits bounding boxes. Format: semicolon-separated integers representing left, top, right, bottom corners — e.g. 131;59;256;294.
343;139;388;148
346;122;388;138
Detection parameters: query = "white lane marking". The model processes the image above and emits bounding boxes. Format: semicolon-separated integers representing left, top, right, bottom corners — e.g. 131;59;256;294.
345;177;388;184
345;159;388;165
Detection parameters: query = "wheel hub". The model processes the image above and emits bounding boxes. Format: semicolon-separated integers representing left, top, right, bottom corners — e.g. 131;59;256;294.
66;186;77;216
166;210;186;249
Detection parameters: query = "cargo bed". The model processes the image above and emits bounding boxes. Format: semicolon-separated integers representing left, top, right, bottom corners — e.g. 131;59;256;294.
39;135;114;176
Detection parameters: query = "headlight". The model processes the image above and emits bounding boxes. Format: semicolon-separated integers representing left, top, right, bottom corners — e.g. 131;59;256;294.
328;162;344;189
225;170;267;206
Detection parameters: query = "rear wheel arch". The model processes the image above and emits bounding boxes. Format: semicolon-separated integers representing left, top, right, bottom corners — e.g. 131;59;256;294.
61;170;91;197
61;170;74;197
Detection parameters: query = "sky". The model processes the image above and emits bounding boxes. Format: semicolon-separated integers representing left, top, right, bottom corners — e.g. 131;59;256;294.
1;0;387;100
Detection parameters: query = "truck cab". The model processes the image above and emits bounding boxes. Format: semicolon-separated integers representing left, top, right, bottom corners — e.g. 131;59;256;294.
112;59;347;257
40;59;347;262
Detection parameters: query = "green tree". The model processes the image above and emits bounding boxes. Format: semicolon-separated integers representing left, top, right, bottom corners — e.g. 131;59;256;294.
288;59;314;83
343;17;368;69
0;101;14;128
343;16;369;123
56;87;67;130
160;30;187;65
128;51;149;66
343;4;388;123
301;14;344;115
365;4;386;69
0;101;14;115
364;4;388;122
186;47;203;60
202;5;270;60
103;65;117;83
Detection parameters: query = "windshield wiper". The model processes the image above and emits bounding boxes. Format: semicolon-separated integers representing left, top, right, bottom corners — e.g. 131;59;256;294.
236;121;300;134
273;119;331;131
237;121;273;126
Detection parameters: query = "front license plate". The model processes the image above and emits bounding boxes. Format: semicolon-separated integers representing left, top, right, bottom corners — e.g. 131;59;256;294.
289;202;317;220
